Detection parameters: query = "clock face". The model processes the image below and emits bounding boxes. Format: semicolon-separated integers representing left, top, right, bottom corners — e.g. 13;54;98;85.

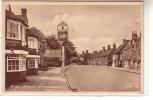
61;33;67;39
58;25;68;30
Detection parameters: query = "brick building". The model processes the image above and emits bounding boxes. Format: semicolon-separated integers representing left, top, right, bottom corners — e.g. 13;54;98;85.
5;6;28;85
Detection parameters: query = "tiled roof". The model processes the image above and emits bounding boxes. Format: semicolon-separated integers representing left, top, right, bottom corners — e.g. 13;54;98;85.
87;53;94;59
87;49;114;59
26;28;45;41
58;21;67;26
121;38;141;62
26;29;39;40
101;49;114;57
114;41;128;54
6;10;28;26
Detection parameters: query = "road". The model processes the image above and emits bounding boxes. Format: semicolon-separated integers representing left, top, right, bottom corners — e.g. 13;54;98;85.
6;65;142;93
66;65;142;92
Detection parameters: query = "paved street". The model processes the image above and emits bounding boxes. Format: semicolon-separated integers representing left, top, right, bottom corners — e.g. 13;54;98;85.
6;65;141;92
6;67;71;92
66;65;141;92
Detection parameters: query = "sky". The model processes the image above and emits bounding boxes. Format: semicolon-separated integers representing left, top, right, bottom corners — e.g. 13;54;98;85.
5;2;143;54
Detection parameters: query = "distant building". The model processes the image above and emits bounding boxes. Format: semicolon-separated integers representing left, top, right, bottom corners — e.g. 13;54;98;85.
86;44;116;66
78;50;90;65
44;48;62;67
5;6;28;84
112;39;129;67
121;33;141;70
112;32;141;70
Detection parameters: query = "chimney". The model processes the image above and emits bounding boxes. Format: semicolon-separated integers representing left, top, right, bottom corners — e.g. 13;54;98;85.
107;45;110;50
123;39;126;44
8;5;12;12
86;50;88;54
113;43;116;50
21;8;27;17
132;33;138;39
103;47;105;51
82;51;85;55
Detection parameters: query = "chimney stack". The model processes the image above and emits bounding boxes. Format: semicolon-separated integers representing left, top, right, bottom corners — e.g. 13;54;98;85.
113;43;116;50
94;51;97;53
107;45;110;50
103;47;105;51
123;39;126;44
86;50;88;54
132;33;138;39
82;51;85;55
21;8;27;17
8;5;12;12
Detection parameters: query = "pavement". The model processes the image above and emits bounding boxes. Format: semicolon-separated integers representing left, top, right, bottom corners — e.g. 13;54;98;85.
65;65;142;92
110;66;141;74
6;67;71;92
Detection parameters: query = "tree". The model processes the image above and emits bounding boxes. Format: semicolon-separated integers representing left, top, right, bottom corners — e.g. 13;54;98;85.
45;35;77;65
45;35;60;50
63;40;76;65
27;27;45;41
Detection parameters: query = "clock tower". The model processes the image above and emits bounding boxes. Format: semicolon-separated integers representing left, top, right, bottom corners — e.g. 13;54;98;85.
57;21;68;41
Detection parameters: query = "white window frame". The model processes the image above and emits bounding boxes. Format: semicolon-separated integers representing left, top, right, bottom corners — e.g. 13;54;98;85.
7;54;26;72
28;58;35;69
28;37;38;49
7;19;21;40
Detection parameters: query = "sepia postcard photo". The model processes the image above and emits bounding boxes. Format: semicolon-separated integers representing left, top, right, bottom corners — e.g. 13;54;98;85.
1;1;144;95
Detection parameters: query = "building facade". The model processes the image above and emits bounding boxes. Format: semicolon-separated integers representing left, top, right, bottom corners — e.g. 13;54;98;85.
112;39;129;67
5;6;28;85
26;29;40;75
86;44;116;66
112;32;141;70
121;33;141;70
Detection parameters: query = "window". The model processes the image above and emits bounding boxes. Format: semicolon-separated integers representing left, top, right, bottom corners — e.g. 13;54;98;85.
21;25;26;45
7;20;19;39
28;37;38;49
28;58;35;68
8;59;19;71
7;54;26;72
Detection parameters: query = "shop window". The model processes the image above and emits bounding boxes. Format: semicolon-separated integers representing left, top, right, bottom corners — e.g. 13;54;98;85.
8;60;19;71
7;54;26;72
